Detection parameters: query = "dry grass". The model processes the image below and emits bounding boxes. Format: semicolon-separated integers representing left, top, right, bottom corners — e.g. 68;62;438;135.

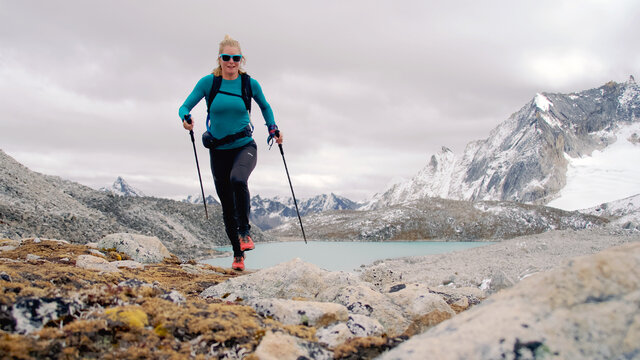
0;239;314;359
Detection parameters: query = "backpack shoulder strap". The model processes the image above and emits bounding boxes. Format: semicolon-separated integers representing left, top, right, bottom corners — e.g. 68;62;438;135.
241;73;252;114
206;75;223;114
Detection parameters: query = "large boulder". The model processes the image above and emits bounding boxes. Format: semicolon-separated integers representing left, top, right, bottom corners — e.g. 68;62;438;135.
379;242;640;360
98;233;172;264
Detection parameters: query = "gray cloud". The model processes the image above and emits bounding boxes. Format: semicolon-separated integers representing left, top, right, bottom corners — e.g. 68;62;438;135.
1;0;639;201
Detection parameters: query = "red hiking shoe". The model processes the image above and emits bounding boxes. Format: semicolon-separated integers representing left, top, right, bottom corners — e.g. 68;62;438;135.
239;235;255;251
232;256;245;271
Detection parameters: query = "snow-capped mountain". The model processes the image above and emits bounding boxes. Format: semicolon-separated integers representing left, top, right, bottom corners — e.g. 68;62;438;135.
183;194;220;206
100;176;145;197
250;193;361;230
363;76;640;210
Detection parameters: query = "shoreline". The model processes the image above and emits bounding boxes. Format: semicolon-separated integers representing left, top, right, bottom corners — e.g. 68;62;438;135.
358;227;640;292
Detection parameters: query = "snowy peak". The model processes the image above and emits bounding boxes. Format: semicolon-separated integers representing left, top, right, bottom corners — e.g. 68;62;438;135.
534;93;553;112
183;194;219;205
100;177;145;197
250;193;360;230
299;193;360;215
363;78;640;210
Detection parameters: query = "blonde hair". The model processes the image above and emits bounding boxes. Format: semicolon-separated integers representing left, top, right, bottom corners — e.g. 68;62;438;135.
212;34;247;76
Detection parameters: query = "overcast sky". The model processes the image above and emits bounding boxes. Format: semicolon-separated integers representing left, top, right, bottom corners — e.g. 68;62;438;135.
1;0;639;202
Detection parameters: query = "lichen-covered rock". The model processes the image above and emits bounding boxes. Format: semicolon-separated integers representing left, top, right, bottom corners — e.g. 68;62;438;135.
98;233;171;263
379;242;640;360
11;297;82;334
200;258;413;335
322;283;409;335
316;314;385;348
250;298;348;327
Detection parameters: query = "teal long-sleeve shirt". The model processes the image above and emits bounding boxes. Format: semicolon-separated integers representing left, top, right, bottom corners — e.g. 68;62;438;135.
179;74;276;150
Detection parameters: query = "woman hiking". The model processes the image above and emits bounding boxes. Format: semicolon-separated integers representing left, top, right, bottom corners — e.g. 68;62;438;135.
179;35;282;271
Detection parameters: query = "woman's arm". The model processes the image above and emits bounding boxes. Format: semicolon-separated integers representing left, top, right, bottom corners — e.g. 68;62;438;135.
250;78;275;127
178;75;213;122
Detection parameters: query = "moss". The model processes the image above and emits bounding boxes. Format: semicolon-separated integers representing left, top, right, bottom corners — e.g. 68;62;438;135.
106;306;149;330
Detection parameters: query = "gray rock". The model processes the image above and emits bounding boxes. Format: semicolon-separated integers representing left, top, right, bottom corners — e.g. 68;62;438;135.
26;254;41;261
112;260;145;269
379;242;640;360
75;255;119;273
88;249;106;257
118;279;155;289
160;290;186;305
254;330;333;360
316;323;352;348
98;233;172;264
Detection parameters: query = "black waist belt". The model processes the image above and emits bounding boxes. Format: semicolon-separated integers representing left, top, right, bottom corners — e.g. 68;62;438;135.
202;125;253;149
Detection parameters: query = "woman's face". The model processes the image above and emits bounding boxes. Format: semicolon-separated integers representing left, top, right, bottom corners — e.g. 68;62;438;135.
219;46;242;77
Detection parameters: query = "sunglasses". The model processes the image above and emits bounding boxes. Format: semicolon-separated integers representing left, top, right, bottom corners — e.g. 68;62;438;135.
219;54;243;62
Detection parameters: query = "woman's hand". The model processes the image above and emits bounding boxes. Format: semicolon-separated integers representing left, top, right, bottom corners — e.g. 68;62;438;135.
183;120;194;131
275;131;283;144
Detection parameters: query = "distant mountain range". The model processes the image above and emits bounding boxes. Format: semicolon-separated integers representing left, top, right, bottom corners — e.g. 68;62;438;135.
250;193;362;230
362;76;640;210
100;176;145;197
182;194;220;206
100;177;360;231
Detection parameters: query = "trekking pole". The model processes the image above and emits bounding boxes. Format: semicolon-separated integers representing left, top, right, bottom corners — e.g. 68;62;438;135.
184;115;209;219
275;130;307;244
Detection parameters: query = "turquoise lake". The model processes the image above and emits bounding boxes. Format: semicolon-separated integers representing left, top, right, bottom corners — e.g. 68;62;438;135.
199;241;493;272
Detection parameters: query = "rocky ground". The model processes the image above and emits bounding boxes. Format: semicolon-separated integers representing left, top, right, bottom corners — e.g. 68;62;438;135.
2;228;639;359
269;198;607;241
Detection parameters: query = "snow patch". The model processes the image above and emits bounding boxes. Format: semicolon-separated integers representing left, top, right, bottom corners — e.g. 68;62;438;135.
548;122;640;211
535;93;553;112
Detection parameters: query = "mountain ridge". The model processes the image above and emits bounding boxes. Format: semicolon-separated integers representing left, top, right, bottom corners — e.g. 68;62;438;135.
362;77;640;210
0;149;272;259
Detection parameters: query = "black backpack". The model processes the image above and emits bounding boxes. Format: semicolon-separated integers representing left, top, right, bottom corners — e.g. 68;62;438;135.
206;73;253;116
202;73;254;149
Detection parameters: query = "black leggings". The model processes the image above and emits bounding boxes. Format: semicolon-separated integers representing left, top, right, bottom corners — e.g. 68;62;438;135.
210;141;257;257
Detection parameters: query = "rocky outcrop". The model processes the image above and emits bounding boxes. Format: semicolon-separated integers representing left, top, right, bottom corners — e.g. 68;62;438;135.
200;258;474;338
379;242;640;360
270;197;607;241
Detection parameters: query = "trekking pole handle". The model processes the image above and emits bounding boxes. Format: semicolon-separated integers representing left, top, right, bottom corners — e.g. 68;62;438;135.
184;114;192;125
275;130;284;155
